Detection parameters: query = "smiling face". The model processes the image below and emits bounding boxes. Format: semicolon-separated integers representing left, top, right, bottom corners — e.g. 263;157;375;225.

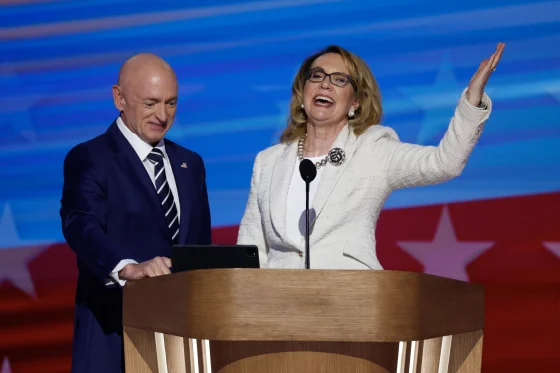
113;55;178;146
302;53;359;129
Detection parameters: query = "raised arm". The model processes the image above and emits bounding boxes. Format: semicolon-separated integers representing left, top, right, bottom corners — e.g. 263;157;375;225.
237;152;269;267
381;42;505;190
381;89;490;189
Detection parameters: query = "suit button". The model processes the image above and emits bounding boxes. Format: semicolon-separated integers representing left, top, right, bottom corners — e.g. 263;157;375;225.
298;252;303;257
97;259;105;266
476;124;483;135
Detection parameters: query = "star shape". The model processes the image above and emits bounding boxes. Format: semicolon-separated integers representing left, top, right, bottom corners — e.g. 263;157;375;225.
397;206;494;281
0;204;52;298
0;64;44;144
397;54;464;145
1;357;11;373
396;54;496;145
543;242;560;258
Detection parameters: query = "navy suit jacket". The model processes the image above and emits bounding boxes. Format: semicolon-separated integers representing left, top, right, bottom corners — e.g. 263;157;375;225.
60;121;211;372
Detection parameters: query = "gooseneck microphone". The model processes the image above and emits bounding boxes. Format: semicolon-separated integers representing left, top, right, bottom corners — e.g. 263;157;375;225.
299;159;317;269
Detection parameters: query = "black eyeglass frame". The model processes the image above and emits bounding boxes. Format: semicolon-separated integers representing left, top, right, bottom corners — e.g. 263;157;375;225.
305;68;357;91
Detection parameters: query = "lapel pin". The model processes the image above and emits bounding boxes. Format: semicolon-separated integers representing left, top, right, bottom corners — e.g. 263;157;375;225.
180;162;187;168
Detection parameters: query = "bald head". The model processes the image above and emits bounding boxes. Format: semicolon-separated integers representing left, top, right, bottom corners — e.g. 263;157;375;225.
117;53;176;87
112;53;179;145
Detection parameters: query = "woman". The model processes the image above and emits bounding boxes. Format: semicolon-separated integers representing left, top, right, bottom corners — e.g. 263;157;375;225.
237;43;505;270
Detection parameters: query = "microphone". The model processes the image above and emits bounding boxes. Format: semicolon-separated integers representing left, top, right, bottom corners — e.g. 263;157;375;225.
299;159;316;269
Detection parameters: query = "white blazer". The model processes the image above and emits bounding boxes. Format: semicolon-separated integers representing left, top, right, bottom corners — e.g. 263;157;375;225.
237;89;492;270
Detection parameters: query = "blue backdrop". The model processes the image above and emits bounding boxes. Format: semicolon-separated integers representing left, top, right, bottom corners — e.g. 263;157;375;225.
1;0;559;245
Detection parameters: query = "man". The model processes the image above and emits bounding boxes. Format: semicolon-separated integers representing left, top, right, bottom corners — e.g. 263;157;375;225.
60;53;211;372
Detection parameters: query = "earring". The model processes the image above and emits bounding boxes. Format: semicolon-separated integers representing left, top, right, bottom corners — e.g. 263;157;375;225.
348;108;355;118
301;104;304;109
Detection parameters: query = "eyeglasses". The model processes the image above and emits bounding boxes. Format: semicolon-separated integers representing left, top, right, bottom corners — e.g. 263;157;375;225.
306;68;357;91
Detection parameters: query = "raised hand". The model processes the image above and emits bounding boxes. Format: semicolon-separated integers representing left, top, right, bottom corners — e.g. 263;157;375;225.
118;256;172;280
466;42;505;107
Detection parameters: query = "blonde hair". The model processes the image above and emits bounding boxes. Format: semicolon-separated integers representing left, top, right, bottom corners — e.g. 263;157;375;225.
280;45;383;144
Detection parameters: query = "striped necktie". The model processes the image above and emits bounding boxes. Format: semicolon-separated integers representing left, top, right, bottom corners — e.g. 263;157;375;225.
147;148;179;244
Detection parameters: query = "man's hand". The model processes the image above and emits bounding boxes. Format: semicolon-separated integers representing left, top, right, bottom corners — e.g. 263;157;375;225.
118;256;171;281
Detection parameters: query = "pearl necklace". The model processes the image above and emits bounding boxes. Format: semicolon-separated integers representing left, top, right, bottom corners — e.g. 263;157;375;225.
297;135;346;169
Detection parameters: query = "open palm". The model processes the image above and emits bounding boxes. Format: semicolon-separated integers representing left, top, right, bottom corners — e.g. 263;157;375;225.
466;42;506;107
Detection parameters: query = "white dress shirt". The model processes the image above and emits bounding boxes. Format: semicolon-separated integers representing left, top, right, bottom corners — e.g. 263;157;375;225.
285;155;325;254
105;117;180;286
237;88;492;270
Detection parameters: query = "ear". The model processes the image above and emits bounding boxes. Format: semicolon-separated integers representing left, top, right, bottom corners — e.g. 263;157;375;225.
352;98;360;112
112;85;125;112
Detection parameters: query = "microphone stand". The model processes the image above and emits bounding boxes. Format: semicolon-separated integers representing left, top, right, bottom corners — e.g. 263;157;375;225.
299;159;316;270
305;179;311;270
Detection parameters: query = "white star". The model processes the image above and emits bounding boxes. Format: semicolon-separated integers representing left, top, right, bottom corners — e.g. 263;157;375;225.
397;206;494;281
543;242;560;258
0;204;52;298
1;357;11;373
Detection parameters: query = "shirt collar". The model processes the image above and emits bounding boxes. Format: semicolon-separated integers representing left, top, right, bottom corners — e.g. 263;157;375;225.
116;117;167;161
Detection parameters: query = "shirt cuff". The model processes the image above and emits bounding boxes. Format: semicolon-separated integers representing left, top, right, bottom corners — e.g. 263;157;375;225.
461;87;491;111
105;259;138;287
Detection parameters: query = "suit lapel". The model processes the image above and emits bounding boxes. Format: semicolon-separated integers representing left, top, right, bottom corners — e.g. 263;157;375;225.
269;141;298;247
107;122;170;241
311;125;358;225
165;143;192;245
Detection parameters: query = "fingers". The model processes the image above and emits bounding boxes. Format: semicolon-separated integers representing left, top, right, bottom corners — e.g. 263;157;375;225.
145;265;157;278
477;58;490;74
156;256;171;275
488;42;506;73
469;58;489;86
163;257;172;268
143;256;171;277
483;53;496;74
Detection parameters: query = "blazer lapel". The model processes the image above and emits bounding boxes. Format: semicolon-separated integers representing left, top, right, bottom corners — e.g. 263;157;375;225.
269;141;298;248
311;125;359;225
165;143;192;245
107;122;170;241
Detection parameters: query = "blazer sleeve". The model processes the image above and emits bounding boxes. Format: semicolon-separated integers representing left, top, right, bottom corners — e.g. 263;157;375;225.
59;144;123;282
380;88;492;190
237;152;269;268
197;156;212;245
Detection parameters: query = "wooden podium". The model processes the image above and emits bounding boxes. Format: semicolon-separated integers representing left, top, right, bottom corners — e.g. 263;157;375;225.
122;269;485;373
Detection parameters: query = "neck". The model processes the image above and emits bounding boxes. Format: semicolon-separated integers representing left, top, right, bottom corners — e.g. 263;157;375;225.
303;120;346;156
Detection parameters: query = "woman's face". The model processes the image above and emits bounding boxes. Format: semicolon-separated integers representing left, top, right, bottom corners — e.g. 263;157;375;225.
302;53;358;128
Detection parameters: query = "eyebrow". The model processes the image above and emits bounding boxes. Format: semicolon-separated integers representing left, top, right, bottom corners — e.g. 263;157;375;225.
143;96;178;102
310;66;349;75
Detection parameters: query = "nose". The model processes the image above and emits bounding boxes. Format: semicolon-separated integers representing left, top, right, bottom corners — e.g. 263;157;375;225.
320;75;333;90
154;103;168;123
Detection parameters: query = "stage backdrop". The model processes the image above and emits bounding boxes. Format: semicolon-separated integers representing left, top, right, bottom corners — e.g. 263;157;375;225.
1;0;559;372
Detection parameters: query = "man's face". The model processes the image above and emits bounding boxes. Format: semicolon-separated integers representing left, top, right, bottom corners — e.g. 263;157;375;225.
113;66;178;145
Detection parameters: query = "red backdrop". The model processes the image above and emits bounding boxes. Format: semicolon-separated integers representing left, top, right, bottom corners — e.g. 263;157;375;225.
1;192;559;372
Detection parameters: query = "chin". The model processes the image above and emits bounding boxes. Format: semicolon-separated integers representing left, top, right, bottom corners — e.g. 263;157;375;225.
144;133;165;145
309;114;342;125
